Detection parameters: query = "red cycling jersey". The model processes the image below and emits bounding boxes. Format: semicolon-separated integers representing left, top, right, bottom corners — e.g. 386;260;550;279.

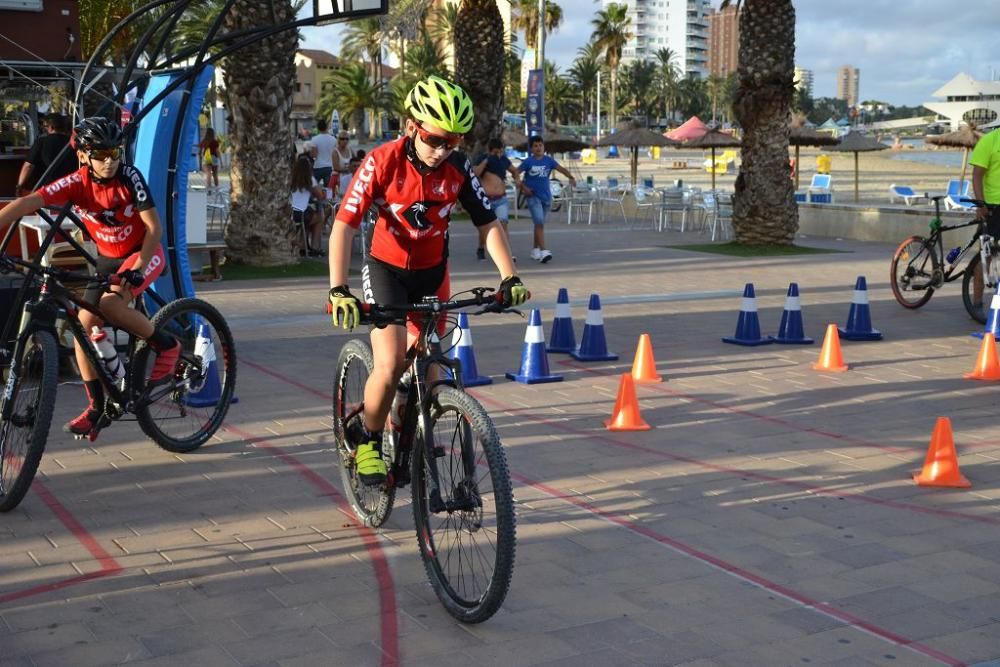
335;136;496;270
37;164;156;259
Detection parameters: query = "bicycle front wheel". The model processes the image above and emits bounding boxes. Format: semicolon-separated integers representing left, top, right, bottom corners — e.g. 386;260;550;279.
411;387;515;624
333;339;394;527
890;235;938;309
0;330;58;512
962;253;989;324
133;298;236;453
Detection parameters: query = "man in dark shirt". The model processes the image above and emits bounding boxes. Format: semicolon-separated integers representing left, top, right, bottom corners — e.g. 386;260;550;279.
17;114;77;195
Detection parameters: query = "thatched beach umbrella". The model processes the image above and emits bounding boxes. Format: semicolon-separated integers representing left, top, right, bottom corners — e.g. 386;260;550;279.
683;129;740;191
501;127;528;149
514;131;588;155
596;125;679;184
925;124;984;186
789;125;839;189
827;131;888;202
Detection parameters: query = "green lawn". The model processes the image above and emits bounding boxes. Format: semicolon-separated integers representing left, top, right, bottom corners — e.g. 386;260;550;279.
200;259;329;281
667;242;848;256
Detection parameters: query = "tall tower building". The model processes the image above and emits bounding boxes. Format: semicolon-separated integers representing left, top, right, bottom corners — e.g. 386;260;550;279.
793;67;813;97
609;0;712;79
707;5;739;78
836;65;860;107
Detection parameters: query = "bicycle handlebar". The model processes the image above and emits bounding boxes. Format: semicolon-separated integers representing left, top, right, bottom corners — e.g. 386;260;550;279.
0;253;138;290
960;198;998;210
359;287;528;326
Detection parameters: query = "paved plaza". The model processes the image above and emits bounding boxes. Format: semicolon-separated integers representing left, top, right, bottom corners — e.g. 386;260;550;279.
2;219;1000;667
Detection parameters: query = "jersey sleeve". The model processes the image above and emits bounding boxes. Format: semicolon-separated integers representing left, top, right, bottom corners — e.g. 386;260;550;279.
120;165;156;211
455;154;497;227
335;151;379;228
37;170;84;208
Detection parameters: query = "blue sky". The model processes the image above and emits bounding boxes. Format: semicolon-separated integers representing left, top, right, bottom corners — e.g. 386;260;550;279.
300;0;999;107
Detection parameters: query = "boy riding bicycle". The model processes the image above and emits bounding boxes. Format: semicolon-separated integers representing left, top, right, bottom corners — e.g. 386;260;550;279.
0;117;180;440
327;75;528;486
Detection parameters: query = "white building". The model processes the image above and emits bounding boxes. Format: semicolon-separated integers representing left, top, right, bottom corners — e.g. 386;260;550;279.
608;0;711;79
923;73;1000;130
793;67;813;97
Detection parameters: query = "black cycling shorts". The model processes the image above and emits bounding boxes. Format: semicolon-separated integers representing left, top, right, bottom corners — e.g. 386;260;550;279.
986;205;1000;239
360;257;450;335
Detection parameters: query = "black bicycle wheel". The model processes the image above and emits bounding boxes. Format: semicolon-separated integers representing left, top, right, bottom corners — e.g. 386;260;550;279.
962;253;989;324
133;298;236;453
0;330;58;512
411;387;515;623
333;339;394;527
890;235;938;309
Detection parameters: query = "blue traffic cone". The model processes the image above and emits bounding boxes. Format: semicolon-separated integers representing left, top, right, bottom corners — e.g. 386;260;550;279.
549;287;577;353
506;309;563;384
838;276;883;341
971;283;1000;339
570;294;618;361
186;323;237;407
722;283;774;346
771;282;814;344
448;313;492;387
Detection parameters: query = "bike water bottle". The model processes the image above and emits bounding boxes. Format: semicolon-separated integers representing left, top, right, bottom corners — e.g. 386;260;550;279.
90;326;125;382
389;378;409;433
947;246;961;265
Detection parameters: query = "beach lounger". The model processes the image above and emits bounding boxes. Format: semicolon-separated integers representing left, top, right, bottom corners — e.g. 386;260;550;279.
944;179;973;211
889;184;927;206
807;173;833;203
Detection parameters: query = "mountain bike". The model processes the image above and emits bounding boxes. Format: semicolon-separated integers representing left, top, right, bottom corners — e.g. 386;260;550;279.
0;206;236;512
890;196;999;323
331;287;517;623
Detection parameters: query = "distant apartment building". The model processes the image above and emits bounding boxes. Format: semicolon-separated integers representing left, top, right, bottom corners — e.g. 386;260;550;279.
794;67;813;97
707;5;739;78
608;0;712;79
836;65;860;107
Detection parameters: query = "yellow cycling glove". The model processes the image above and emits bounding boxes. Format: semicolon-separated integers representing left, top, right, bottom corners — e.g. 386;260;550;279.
329;285;362;330
498;275;529;307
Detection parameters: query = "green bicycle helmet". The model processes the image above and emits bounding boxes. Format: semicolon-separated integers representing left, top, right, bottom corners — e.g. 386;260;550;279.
405;75;474;135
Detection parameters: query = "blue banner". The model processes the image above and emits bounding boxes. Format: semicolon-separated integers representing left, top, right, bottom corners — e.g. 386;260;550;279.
526;69;544;139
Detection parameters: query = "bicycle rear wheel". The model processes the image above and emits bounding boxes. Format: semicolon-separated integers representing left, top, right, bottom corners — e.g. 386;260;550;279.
890;235;938;309
0;330;58;512
411;387;515;623
962;254;989;324
333;339;394;527
133;298;237;453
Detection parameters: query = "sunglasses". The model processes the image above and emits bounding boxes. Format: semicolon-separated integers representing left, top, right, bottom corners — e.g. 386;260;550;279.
88;147;123;162
415;124;463;150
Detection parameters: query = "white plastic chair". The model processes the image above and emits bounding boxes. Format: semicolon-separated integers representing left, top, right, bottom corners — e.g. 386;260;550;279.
598;177;629;224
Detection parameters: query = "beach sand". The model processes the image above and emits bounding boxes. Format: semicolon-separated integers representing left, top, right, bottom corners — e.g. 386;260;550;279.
567;146;968;208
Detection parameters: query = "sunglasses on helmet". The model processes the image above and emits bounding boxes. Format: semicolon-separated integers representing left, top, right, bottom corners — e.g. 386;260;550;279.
88;147;123;162
415;123;463;150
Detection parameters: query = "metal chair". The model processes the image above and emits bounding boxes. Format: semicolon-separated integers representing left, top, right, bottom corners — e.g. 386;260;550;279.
657;188;687;232
631;185;661;229
566;186;598;225
598;177;629;224
711;193;733;241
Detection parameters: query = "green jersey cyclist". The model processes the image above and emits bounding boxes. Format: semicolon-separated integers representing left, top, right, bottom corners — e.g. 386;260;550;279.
327;75;528;486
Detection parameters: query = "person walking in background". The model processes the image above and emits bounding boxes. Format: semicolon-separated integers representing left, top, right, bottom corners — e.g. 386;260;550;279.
331;130;353;202
473;138;523;261
519;135;576;263
290;154;326;257
969;126;1000;314
16;113;77;196
311;118;336;190
199;127;221;188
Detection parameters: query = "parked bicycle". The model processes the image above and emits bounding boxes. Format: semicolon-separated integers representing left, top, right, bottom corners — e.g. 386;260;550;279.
331;287;517;623
0;206;236;512
890;196;999;323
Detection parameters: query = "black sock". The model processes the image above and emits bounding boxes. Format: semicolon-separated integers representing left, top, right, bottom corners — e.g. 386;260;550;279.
83;380;104;416
148;328;175;351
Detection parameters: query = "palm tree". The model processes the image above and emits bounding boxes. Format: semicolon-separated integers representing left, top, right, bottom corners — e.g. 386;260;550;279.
569;46;600;126
591;3;632;129
622;60;657;124
705;74;727;125
723;0;797;245
431;2;460;44
654;47;681;124
341;18;385;87
318;63;384;134
510;0;563;54
221;0;299;266
543;63;580;126
454;0;506;156
402;36;450;84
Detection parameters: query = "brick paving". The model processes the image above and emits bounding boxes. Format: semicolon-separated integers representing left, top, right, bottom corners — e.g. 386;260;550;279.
3;215;1000;666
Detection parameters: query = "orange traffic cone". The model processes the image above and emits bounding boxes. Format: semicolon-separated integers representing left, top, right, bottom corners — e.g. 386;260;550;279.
631;333;663;384
913;417;971;488
812;324;848;372
604;374;651;431
964;333;1000;381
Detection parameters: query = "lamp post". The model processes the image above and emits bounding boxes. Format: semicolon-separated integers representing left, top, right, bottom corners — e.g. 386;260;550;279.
536;0;545;69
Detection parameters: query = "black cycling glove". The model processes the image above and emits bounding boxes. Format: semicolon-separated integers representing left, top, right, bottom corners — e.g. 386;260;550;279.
120;269;144;286
498;275;529;308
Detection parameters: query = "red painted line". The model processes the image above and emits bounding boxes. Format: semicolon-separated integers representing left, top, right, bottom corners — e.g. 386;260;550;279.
243;359;331;401
511;472;964;667
248;358;967;666
221;424;399;667
0;480;123;605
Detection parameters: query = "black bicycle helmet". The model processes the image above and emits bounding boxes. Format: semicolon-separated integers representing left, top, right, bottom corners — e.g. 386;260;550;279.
72;117;124;151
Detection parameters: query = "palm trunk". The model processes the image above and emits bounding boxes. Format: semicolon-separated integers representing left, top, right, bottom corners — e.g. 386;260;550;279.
731;0;797;245
454;0;506;156
222;0;299;265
